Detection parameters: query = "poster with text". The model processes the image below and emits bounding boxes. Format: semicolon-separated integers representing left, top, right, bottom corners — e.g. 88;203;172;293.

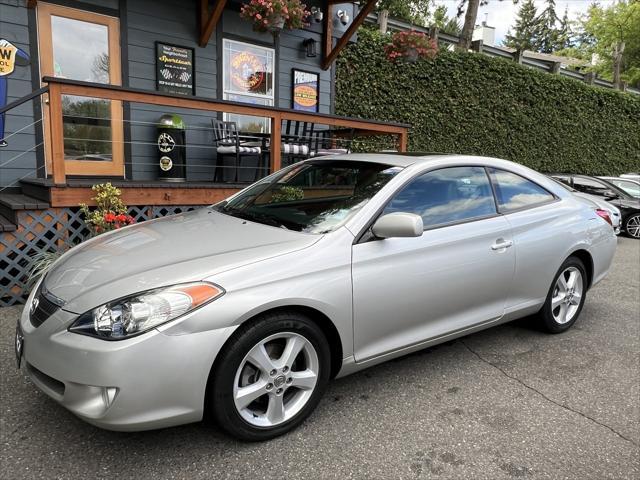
292;69;319;112
156;42;194;96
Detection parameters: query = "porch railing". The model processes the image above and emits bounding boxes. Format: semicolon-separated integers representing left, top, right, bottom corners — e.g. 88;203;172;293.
43;76;410;185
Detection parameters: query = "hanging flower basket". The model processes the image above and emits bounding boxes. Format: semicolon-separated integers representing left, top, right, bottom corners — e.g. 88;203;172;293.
240;0;310;36
385;30;438;63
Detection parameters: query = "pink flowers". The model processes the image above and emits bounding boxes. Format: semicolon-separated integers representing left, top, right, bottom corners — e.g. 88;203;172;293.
385;30;438;63
240;0;310;33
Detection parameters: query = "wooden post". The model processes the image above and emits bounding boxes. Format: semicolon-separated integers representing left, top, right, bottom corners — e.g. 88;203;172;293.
471;39;483;53
270;114;282;173
428;26;439;44
551;61;561;74
48;82;66;185
584;72;596;85
515;50;524;64
398;131;408;152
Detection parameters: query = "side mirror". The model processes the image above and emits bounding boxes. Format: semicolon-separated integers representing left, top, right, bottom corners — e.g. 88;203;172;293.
603;190;619;200
371;212;423;239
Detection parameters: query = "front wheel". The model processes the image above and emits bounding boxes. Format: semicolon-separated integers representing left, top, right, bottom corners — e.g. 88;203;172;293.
625;214;640;239
209;311;331;441
537;257;587;334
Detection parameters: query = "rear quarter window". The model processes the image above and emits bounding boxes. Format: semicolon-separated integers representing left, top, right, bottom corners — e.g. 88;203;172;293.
488;168;556;213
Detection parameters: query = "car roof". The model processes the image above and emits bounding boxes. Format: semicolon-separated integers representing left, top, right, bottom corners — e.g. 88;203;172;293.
308;152;475;168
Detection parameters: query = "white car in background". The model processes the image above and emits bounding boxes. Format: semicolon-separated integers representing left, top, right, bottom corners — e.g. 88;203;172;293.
620;173;640;181
599;177;640;199
550;178;621;234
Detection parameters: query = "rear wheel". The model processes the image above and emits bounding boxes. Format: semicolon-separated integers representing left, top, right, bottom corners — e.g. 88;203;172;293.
537;257;587;333
625;214;640;239
209;311;330;441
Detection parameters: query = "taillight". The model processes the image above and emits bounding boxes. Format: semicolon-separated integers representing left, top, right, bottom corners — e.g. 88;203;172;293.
595;209;612;226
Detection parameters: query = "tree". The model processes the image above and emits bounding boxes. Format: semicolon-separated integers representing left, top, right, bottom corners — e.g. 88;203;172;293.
503;0;539;52
581;0;640;88
431;5;461;35
456;0;515;50
555;6;573;51
376;0;431;33
535;0;563;53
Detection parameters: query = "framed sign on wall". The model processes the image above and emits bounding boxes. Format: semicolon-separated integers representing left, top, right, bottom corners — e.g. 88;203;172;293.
292;69;319;112
155;42;195;96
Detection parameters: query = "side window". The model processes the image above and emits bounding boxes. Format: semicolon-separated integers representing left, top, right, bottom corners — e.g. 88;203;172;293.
383;166;496;228
488;168;555;213
572;177;609;196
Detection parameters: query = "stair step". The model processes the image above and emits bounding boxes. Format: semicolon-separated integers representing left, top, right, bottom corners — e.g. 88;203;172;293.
20;178;52;203
0;214;17;232
0;193;50;224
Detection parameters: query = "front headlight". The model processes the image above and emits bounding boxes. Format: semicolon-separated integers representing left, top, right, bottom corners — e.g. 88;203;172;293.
69;282;224;340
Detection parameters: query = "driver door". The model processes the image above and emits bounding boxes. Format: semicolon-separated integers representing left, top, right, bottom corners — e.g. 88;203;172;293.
351;166;515;362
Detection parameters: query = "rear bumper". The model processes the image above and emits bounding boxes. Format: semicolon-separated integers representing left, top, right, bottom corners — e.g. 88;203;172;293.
19;305;236;431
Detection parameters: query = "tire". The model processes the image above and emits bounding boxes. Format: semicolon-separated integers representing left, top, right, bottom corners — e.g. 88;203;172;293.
624;214;640;239
537;256;588;334
208;311;331;441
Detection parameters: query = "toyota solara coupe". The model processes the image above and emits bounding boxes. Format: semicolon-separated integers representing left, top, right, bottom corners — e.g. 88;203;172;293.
17;154;617;441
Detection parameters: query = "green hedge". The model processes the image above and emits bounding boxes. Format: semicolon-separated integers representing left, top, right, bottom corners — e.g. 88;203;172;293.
336;29;640;175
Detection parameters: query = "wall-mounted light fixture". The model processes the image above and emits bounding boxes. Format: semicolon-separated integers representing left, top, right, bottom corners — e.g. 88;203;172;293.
303;38;317;58
337;9;350;26
310;7;323;23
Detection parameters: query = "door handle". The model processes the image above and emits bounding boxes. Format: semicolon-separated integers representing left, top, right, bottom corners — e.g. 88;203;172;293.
491;239;513;250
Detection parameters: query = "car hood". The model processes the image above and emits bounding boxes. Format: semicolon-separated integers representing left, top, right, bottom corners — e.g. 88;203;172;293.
44;208;320;313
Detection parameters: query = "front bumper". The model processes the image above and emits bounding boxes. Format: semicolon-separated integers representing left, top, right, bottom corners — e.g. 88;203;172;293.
19;304;236;431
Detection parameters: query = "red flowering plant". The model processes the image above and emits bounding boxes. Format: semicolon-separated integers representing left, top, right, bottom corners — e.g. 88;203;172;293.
385;30;438;63
240;0;310;33
79;183;135;236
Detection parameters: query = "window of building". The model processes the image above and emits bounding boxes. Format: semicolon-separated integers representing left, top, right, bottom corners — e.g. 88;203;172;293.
222;39;274;133
488;168;555;212
383;166;497;228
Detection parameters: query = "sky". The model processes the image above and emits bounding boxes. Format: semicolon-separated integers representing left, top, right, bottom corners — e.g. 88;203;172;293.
432;0;617;46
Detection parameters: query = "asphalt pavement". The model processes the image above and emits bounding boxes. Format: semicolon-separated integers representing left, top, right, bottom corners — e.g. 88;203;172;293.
1;237;638;480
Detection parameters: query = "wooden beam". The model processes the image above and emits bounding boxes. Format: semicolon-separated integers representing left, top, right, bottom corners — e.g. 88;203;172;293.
322;3;334;68
48;83;66;185
322;0;376;70
199;0;226;48
270;114;282;173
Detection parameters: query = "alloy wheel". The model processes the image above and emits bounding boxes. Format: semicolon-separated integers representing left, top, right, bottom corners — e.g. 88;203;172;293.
626;215;640;238
233;332;319;427
551;266;584;324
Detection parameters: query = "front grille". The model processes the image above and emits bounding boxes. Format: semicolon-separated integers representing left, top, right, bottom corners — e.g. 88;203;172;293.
29;285;62;328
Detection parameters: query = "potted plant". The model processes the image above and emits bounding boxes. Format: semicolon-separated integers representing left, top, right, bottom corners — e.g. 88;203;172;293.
79;183;135;236
385;30;438;63
240;0;310;35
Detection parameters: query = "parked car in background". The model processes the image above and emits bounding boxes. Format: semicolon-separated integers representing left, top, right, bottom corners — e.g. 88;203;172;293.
549;177;621;234
620;173;640;181
19;155;617;441
599;177;640;199
551;174;640;239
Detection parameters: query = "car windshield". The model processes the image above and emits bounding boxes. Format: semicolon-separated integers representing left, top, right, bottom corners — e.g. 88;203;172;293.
213;160;403;234
609;179;640;198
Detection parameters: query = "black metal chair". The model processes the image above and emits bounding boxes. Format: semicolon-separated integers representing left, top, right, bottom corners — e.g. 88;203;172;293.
212;119;264;182
280;120;315;167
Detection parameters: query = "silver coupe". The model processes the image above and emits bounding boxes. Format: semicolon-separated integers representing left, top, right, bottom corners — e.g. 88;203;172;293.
17;154;617;440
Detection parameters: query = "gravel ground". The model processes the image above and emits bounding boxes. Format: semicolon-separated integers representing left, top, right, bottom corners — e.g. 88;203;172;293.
1;237;638;480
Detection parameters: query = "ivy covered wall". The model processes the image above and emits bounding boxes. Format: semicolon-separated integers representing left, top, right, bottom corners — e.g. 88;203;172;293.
336;29;640;175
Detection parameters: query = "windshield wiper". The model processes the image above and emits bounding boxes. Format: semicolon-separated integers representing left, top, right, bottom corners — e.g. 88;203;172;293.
220;206;291;230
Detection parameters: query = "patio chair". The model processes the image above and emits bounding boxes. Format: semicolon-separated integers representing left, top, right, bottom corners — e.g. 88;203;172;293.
212;119;264;182
310;128;354;157
281;120;315;167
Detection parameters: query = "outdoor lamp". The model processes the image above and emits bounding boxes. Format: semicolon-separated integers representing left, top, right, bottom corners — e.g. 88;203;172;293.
303;38;317;58
337;10;349;26
311;7;323;23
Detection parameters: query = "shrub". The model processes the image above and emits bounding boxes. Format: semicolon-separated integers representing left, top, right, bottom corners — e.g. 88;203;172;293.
336;28;640;175
80;183;135;236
